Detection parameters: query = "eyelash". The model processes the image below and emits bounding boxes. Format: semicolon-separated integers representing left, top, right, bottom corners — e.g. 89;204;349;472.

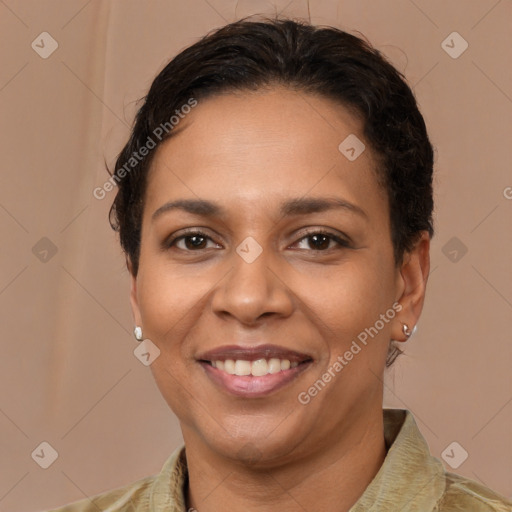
164;229;351;253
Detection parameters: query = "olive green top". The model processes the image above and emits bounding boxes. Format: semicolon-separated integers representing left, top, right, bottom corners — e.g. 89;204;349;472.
49;409;512;511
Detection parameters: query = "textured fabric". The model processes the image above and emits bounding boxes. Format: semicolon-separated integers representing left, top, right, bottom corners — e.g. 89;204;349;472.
49;409;511;511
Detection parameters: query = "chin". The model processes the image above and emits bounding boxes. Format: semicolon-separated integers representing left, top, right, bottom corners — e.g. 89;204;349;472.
194;417;310;468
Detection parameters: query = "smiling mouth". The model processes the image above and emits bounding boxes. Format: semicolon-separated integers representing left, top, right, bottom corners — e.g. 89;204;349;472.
196;344;313;396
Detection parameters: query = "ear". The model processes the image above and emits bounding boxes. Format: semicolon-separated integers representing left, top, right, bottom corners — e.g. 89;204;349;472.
392;231;431;342
127;256;142;328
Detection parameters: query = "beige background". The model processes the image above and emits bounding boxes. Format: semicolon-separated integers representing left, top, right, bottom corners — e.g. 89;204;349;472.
0;1;511;510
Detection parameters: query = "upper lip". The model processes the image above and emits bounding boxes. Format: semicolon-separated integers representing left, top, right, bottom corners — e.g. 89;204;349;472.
197;344;313;363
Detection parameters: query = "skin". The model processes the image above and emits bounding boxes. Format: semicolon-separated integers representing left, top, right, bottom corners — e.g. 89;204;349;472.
129;86;430;512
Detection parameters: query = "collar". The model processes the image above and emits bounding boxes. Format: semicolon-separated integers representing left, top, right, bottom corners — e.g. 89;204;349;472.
348;408;445;511
148;408;445;511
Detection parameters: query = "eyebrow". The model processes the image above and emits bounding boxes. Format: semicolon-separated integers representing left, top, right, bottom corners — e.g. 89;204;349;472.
152;197;368;221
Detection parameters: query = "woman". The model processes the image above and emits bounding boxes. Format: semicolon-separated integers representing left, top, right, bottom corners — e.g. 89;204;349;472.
53;17;511;512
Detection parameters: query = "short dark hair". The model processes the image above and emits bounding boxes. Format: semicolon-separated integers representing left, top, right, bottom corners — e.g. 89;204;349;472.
109;17;435;365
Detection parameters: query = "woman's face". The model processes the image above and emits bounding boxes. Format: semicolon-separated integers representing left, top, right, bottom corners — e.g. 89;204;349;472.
130;87;428;465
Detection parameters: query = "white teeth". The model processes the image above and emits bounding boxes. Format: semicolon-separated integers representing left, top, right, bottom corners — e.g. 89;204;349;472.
268;358;281;373
224;359;235;375
251;358;268;376
211;358;301;376
234;360;252;376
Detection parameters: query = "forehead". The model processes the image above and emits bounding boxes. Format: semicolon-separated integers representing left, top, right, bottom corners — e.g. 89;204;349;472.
145;87;387;222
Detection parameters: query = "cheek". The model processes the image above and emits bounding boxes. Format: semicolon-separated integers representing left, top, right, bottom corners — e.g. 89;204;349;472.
136;263;201;350
305;257;396;370
308;257;392;324
135;257;234;364
135;266;208;419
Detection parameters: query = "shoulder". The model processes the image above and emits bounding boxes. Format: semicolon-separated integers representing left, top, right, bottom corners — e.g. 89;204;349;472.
47;474;156;512
436;471;512;511
47;445;187;512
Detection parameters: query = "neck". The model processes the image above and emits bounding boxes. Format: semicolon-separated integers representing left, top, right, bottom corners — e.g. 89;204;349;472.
184;409;387;512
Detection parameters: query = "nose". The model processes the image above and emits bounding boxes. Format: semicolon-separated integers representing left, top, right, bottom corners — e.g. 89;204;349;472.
211;245;294;326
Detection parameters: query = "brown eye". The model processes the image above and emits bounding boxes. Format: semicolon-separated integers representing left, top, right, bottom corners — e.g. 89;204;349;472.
293;231;350;251
164;230;222;252
307;233;331;250
182;234;208;250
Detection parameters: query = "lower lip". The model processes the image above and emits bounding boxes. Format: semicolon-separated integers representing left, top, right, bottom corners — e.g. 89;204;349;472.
200;361;312;398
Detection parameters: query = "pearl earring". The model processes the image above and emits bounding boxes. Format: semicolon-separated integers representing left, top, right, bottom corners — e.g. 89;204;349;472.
133;326;143;341
402;323;412;338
